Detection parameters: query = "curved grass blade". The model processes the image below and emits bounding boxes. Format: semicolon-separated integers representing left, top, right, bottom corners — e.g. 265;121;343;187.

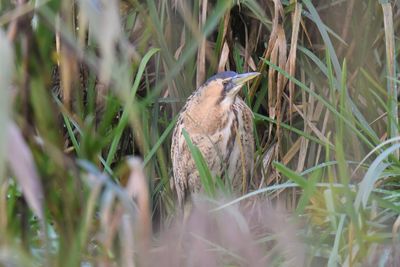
255;113;333;149
354;144;400;210
106;48;160;166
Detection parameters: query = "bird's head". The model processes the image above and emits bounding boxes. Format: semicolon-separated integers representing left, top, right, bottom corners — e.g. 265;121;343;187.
183;71;259;133
199;71;260;107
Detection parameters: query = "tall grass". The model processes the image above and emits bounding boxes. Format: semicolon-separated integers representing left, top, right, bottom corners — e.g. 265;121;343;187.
0;0;399;266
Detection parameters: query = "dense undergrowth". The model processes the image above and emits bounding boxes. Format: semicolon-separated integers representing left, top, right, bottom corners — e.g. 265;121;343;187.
0;0;399;266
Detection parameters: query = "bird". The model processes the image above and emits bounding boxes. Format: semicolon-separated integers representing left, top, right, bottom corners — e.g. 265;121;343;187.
171;71;260;207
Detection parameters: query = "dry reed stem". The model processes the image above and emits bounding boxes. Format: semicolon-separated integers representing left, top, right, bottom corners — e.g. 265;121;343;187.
286;3;302;124
196;0;208;87
126;157;151;259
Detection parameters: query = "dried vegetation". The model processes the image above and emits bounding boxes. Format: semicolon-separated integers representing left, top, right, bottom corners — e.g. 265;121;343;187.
0;0;399;266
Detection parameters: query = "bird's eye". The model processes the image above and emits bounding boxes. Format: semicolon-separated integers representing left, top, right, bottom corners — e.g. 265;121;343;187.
222;78;230;85
222;79;234;91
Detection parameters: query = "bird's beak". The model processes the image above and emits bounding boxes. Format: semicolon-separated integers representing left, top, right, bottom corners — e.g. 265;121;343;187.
231;72;260;87
225;72;260;97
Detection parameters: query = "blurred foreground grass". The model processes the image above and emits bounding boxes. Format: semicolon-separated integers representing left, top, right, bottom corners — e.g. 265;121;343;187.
0;0;399;266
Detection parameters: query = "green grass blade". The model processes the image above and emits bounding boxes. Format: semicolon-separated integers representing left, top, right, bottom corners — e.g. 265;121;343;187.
182;129;215;196
255;113;333;149
354;144;400;210
327;215;345;267
262;59;376;149
303;0;341;79
106;48;160;165
143;114;178;165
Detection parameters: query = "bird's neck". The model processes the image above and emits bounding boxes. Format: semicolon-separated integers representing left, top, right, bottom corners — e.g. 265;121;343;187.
183;96;233;135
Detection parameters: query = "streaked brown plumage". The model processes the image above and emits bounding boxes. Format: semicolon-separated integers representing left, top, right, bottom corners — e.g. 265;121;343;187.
171;71;259;207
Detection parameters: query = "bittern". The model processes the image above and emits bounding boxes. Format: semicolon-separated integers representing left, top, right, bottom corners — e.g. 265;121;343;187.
171;71;259;207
